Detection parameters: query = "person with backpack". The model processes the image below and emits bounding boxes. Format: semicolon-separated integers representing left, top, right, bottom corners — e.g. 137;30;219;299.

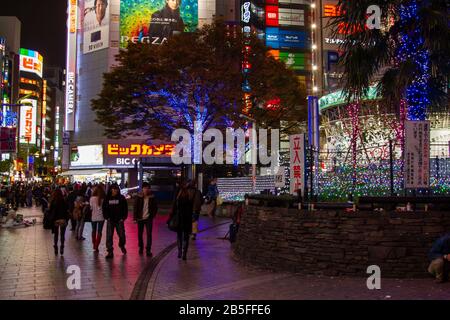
133;182;158;257
103;184;128;259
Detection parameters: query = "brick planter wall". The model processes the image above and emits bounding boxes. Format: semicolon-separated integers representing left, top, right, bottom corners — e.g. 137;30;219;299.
233;205;450;278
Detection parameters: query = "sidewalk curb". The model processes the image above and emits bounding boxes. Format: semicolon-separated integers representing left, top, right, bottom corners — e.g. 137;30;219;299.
129;220;230;300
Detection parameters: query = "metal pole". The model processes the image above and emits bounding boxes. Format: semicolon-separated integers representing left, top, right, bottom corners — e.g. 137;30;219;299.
310;145;314;199
389;139;394;196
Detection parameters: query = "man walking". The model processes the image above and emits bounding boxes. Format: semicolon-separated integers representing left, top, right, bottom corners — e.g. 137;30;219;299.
133;182;158;257
103;184;128;259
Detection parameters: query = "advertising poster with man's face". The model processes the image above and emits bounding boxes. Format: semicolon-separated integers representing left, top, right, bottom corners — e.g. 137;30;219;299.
120;0;198;48
83;0;110;54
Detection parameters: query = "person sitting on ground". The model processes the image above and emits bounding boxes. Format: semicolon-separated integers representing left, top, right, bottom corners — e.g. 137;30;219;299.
428;232;450;283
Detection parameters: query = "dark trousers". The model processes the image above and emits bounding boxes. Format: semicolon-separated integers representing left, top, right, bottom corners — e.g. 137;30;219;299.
177;230;190;255
106;220;126;253
70;218;77;230
53;225;67;247
91;221;105;236
137;219;153;253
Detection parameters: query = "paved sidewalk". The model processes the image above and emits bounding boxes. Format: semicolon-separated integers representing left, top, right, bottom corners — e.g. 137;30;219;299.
147;223;450;300
0;205;225;300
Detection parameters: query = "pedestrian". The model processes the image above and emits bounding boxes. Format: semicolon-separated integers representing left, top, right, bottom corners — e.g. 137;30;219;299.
189;180;203;240
49;188;69;256
169;180;195;260
67;184;78;231
90;184;106;252
428;233;450;283
26;187;33;207
74;191;87;240
205;178;219;217
103;184;128;259
133;182;158;257
85;182;93;200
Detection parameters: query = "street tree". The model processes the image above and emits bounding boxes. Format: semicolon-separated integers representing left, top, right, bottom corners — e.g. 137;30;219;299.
92;21;306;140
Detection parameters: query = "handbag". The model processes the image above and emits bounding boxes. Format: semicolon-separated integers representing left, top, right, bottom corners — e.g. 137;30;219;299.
167;205;179;232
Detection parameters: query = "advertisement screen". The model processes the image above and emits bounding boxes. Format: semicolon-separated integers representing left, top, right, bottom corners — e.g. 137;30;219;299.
265;6;279;26
83;0;110;53
70;145;104;167
19;99;37;144
278;8;304;26
120;0;198;48
19;48;43;78
265;27;308;49
279;0;310;4
279;52;306;70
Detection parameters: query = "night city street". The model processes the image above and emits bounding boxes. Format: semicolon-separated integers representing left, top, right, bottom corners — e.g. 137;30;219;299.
0;0;449;315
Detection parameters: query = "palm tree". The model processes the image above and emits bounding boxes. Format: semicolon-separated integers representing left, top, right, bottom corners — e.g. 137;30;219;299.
330;0;449;120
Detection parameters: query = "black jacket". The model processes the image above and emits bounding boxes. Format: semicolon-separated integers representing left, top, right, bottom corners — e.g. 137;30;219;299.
102;194;128;222
49;199;69;222
148;5;184;40
133;194;158;221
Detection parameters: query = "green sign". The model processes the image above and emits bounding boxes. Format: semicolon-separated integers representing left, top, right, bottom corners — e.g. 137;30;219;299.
279;52;305;70
318;86;380;110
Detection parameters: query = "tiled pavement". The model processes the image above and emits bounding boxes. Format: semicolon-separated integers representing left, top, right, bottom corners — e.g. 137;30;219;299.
148;223;450;300
0;205;225;300
2;206;450;300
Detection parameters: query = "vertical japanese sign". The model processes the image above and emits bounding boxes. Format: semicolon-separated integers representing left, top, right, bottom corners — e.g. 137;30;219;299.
19;99;37;144
65;0;78;131
404;120;430;188
289;134;305;195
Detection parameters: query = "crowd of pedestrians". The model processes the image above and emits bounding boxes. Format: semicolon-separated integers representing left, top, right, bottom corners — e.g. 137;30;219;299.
1;178;221;262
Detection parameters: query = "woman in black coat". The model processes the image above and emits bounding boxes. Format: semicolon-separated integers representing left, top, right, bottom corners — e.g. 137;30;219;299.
49;188;69;256
171;181;194;260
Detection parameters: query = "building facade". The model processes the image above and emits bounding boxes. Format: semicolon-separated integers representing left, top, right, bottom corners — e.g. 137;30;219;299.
63;0;234;187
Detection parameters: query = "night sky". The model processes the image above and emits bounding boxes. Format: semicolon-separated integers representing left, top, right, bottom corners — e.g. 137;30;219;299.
2;0;67;69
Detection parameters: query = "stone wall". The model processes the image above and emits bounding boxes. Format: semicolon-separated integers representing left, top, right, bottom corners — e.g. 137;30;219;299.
233;205;450;278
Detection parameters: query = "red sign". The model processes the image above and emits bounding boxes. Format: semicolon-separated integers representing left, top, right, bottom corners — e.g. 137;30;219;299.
265;5;279;26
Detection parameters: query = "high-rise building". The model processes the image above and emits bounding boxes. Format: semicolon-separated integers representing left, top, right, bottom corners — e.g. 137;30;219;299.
63;0;229;186
43;66;65;175
18;48;44;178
0;17;22;151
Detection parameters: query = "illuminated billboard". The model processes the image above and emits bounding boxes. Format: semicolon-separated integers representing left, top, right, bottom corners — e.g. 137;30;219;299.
19;99;37;144
65;0;78;131
120;0;198;48
19;48;43;78
83;0;110;53
105;141;175;167
266;6;305;27
270;50;306;70
71;144;103;167
265;27;308;49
